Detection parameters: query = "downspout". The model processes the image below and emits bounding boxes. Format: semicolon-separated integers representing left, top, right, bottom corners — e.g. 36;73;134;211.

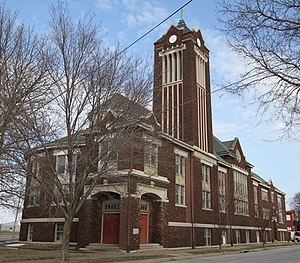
190;152;195;248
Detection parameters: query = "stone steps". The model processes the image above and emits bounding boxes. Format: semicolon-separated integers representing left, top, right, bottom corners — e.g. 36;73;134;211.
85;243;163;251
140;243;163;250
86;243;120;251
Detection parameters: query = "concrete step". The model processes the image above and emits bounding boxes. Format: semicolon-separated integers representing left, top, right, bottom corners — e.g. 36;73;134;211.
140;243;163;250
86;243;120;251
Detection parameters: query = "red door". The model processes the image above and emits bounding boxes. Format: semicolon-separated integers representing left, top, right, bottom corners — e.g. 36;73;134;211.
140;214;148;244
102;213;120;244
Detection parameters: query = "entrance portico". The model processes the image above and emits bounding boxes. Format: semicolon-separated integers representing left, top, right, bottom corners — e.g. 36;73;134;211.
77;182;168;250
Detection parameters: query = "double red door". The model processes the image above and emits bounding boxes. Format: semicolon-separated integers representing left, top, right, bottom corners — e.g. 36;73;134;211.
102;213;148;244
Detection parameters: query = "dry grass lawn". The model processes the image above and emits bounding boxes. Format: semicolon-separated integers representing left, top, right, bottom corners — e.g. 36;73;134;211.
0;244;166;263
0;232;18;238
0;247;61;262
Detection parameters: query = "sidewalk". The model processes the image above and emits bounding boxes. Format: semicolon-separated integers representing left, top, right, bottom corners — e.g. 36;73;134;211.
9;242;298;263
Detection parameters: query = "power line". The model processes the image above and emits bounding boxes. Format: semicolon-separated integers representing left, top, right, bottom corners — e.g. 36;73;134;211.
113;0;193;58
40;0;194;110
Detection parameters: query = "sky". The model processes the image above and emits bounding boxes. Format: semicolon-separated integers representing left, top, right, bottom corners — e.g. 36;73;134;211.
0;0;299;223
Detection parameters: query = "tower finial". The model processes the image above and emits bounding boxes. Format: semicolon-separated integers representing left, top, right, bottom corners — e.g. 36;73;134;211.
180;9;184;22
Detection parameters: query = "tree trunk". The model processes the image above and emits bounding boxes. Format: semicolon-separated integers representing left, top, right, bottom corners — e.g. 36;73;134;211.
61;218;73;262
261;231;265;247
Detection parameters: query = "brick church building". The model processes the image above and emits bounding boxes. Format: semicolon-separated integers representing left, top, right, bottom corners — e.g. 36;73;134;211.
19;17;288;249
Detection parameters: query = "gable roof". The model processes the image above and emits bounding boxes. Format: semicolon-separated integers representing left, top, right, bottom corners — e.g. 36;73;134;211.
222;137;239;150
251;172;267;184
213;136;234;157
104;93;150;118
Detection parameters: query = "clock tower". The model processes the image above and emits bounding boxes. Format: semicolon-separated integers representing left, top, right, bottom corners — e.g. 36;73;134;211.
153;16;213;153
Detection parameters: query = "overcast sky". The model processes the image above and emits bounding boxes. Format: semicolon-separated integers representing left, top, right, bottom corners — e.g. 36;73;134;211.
1;0;299;223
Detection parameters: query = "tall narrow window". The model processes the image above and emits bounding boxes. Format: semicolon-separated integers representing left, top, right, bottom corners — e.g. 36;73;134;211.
204;228;211;246
218;170;226;212
56;154;76;176
277;195;283;223
236;230;241;244
54;153;76;205
144;142;158;175
99;139;118;171
57;155;66;174
202;164;211;209
28;187;41;207
261;189;269;201
233;170;248;215
202;164;210;183
175;154;185;177
28;158;41;207
175;153;186;206
27;224;33;241
55;223;64;242
253;185;259;217
202;191;211;209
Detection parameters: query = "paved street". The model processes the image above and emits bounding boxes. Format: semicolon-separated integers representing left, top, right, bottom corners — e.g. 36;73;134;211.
165;246;299;263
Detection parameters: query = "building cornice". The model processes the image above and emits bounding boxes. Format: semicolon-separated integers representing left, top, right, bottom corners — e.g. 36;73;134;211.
119;169;170;184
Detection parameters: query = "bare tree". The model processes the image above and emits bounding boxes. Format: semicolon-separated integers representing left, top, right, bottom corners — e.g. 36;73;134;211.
215;192;244;249
216;0;300;136
290;192;300;226
290;192;300;212
22;2;152;261
0;3;50;209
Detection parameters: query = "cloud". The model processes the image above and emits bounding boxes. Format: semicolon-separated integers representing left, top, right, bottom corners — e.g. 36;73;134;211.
213;120;241;138
120;0;168;30
96;0;119;11
203;29;249;83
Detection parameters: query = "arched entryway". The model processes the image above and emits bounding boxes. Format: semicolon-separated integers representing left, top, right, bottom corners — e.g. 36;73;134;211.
140;192;165;245
96;192;121;244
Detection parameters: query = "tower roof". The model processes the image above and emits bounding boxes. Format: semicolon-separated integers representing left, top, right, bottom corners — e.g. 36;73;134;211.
154;11;192;44
176;9;191;33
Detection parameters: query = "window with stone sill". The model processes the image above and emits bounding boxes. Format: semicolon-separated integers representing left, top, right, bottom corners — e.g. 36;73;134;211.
28;187;40;207
27;158;42;207
53;184;71;205
262;208;270;219
234;199;248;215
55;223;64;242
202;164;210;183
175;184;185;206
99;139;118;172
175;153;186;206
261;189;269;201
56;153;77;177
175;154;185;177
204;228;211;246
27;224;33;241
144;142;158;175
202;190;211;209
236;229;241;244
202;164;211;210
219;195;226;213
218;170;226;212
254;203;259;218
277;195;283;223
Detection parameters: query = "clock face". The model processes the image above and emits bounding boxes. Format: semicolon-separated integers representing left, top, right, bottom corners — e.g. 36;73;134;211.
169;34;177;44
197;38;201;47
